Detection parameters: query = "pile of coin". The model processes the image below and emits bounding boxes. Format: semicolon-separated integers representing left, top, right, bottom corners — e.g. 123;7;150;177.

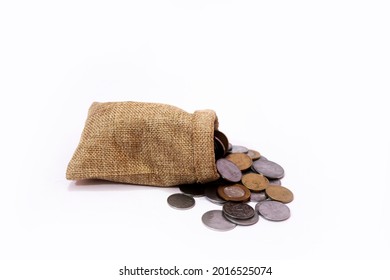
167;130;294;231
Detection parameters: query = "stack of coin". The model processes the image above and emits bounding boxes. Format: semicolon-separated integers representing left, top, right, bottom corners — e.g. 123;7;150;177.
167;130;295;231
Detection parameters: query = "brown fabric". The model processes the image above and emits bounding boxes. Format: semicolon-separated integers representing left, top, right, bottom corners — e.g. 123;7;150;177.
66;101;220;186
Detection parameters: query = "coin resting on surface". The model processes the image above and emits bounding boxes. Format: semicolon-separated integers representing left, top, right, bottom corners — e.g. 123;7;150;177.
167;193;195;210
241;173;269;192
202;210;236;231
252;159;285;179
265;185;294;203
223;202;255;220
256;200;291;221
216;158;242;182
223;211;259;226
217;184;251;202
225;153;253;171
204;182;226;205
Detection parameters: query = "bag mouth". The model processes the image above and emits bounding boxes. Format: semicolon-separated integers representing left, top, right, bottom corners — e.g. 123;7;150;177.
192;110;220;184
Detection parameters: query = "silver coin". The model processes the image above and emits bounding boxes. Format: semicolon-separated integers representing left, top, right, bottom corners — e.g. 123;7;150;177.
216;158;242;182
204;184;226;205
268;179;282;186
202;210;236;231
223;202;255;220
230;145;248;154
256;200;290;221
250;191;267;202
223;211;259;226
179;184;206;197
167;193;195;210
252;159;284;179
228;143;232;151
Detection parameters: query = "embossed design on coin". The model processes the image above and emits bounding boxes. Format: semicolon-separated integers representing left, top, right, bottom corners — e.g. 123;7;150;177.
247;149;261;160
223;211;259;226
230;145;249;154
225;153;252;171
265;186;294;203
167;193;195;210
179;184;206;197
242;173;269;192
224;186;245;197
217;184;251;202
216;158;242;182
252;159;284;179
256;200;290;221
250;191;267;202
223;202;255;220
202;210;236;231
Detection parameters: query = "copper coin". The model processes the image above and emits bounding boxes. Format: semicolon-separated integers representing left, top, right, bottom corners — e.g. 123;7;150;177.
217;184;251;202
230;145;248;154
225;153;252;171
252;159;284;179
265;185;294;203
216;158;242;182
223;202;255;220
241;173;269;192
247;149;261;160
214;130;229;155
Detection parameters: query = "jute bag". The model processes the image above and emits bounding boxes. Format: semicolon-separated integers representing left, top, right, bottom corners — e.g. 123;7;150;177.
66;101;220;186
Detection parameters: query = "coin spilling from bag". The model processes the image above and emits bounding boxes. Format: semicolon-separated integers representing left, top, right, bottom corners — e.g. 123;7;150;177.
167;130;294;231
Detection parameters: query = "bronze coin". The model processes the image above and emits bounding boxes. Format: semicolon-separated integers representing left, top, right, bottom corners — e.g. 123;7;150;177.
247;149;261;160
217;184;251;202
241;173;269;192
225;153;252;171
214;130;229;155
265;185;294;203
216;158;242;182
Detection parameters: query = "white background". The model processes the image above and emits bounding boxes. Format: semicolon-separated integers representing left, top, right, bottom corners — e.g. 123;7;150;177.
1;0;389;279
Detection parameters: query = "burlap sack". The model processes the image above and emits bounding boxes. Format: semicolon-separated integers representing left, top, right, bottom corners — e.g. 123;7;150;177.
66;101;220;186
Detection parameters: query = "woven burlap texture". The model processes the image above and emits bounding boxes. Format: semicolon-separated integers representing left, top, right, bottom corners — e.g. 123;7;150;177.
66;101;220;186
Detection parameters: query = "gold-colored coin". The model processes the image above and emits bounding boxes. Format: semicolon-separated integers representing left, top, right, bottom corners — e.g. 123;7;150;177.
265;186;294;203
241;173;269;192
247;149;261;160
217;184;251;202
225;153;252;171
